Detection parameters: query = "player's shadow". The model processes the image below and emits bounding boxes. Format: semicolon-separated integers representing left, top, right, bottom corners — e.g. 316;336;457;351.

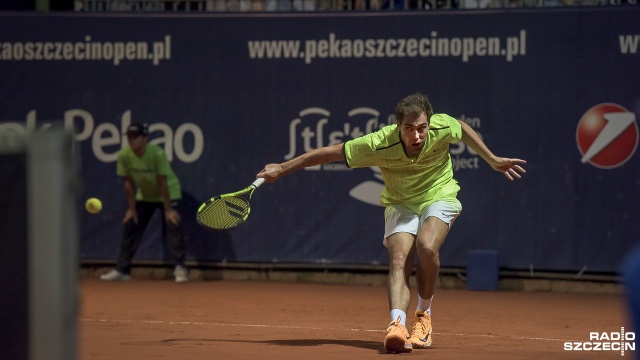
179;191;238;264
265;338;383;351
154;338;384;352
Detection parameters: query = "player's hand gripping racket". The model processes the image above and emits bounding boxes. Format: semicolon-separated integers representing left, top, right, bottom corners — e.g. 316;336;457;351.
197;178;265;231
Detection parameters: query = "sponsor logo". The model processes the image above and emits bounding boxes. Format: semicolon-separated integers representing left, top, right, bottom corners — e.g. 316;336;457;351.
349;167;385;207
0;109;204;163
576;103;638;169
285;107;391;206
284;107;392;170
564;328;635;356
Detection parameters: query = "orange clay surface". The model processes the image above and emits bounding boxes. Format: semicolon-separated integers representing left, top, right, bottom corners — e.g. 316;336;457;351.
79;277;631;360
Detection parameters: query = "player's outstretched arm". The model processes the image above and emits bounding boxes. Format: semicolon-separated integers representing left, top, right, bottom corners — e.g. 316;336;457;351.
458;120;527;181
257;143;344;183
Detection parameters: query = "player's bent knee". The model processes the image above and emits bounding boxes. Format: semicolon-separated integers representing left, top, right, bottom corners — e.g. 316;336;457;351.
415;241;438;258
388;253;411;270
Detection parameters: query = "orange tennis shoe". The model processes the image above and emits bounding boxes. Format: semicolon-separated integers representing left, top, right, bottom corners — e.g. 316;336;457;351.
409;310;433;348
384;316;413;353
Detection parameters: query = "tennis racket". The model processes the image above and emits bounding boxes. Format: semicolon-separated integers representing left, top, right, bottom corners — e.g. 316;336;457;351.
196;177;265;231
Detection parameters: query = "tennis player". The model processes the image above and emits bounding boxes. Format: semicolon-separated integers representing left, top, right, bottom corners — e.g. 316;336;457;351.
257;93;526;353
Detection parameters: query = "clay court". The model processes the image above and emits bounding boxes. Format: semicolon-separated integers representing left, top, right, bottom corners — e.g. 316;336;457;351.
79;275;632;360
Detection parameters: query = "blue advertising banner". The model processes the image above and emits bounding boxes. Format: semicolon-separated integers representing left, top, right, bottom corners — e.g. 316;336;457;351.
0;8;638;272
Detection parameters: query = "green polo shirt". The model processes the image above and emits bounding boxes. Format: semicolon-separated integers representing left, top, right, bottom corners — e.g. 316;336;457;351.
116;143;182;202
344;113;462;212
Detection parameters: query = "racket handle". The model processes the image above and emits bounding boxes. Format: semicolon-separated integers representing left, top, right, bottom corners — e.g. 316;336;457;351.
252;177;266;188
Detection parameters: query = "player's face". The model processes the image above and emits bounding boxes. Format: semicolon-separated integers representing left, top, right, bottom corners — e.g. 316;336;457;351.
127;133;147;155
399;113;429;157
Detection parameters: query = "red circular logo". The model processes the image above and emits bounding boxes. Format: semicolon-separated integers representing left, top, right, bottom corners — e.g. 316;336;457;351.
576;103;638;169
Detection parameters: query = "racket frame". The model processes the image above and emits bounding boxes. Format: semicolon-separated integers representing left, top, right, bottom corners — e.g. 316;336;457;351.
196;178;265;230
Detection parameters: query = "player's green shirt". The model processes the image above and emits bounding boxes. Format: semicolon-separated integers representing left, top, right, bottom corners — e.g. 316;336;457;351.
344;114;462;212
116;143;182;202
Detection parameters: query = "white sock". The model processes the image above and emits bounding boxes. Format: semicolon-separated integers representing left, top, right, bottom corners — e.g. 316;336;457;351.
390;309;407;326
417;295;433;316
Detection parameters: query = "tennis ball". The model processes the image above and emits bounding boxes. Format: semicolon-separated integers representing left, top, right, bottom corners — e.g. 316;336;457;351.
85;198;102;214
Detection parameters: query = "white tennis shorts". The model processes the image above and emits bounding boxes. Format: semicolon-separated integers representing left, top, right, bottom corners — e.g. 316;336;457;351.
383;199;462;247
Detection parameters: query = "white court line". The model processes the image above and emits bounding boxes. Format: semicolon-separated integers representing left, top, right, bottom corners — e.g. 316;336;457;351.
80;318;577;343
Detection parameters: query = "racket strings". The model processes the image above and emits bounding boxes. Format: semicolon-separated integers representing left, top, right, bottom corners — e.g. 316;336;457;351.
198;197;251;230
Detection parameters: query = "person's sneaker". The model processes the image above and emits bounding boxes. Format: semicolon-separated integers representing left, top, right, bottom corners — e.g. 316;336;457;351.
410;310;433;349
384;316;413;353
173;265;188;283
100;269;131;281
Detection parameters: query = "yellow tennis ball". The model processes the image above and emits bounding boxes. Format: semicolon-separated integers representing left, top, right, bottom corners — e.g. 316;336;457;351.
85;198;102;214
